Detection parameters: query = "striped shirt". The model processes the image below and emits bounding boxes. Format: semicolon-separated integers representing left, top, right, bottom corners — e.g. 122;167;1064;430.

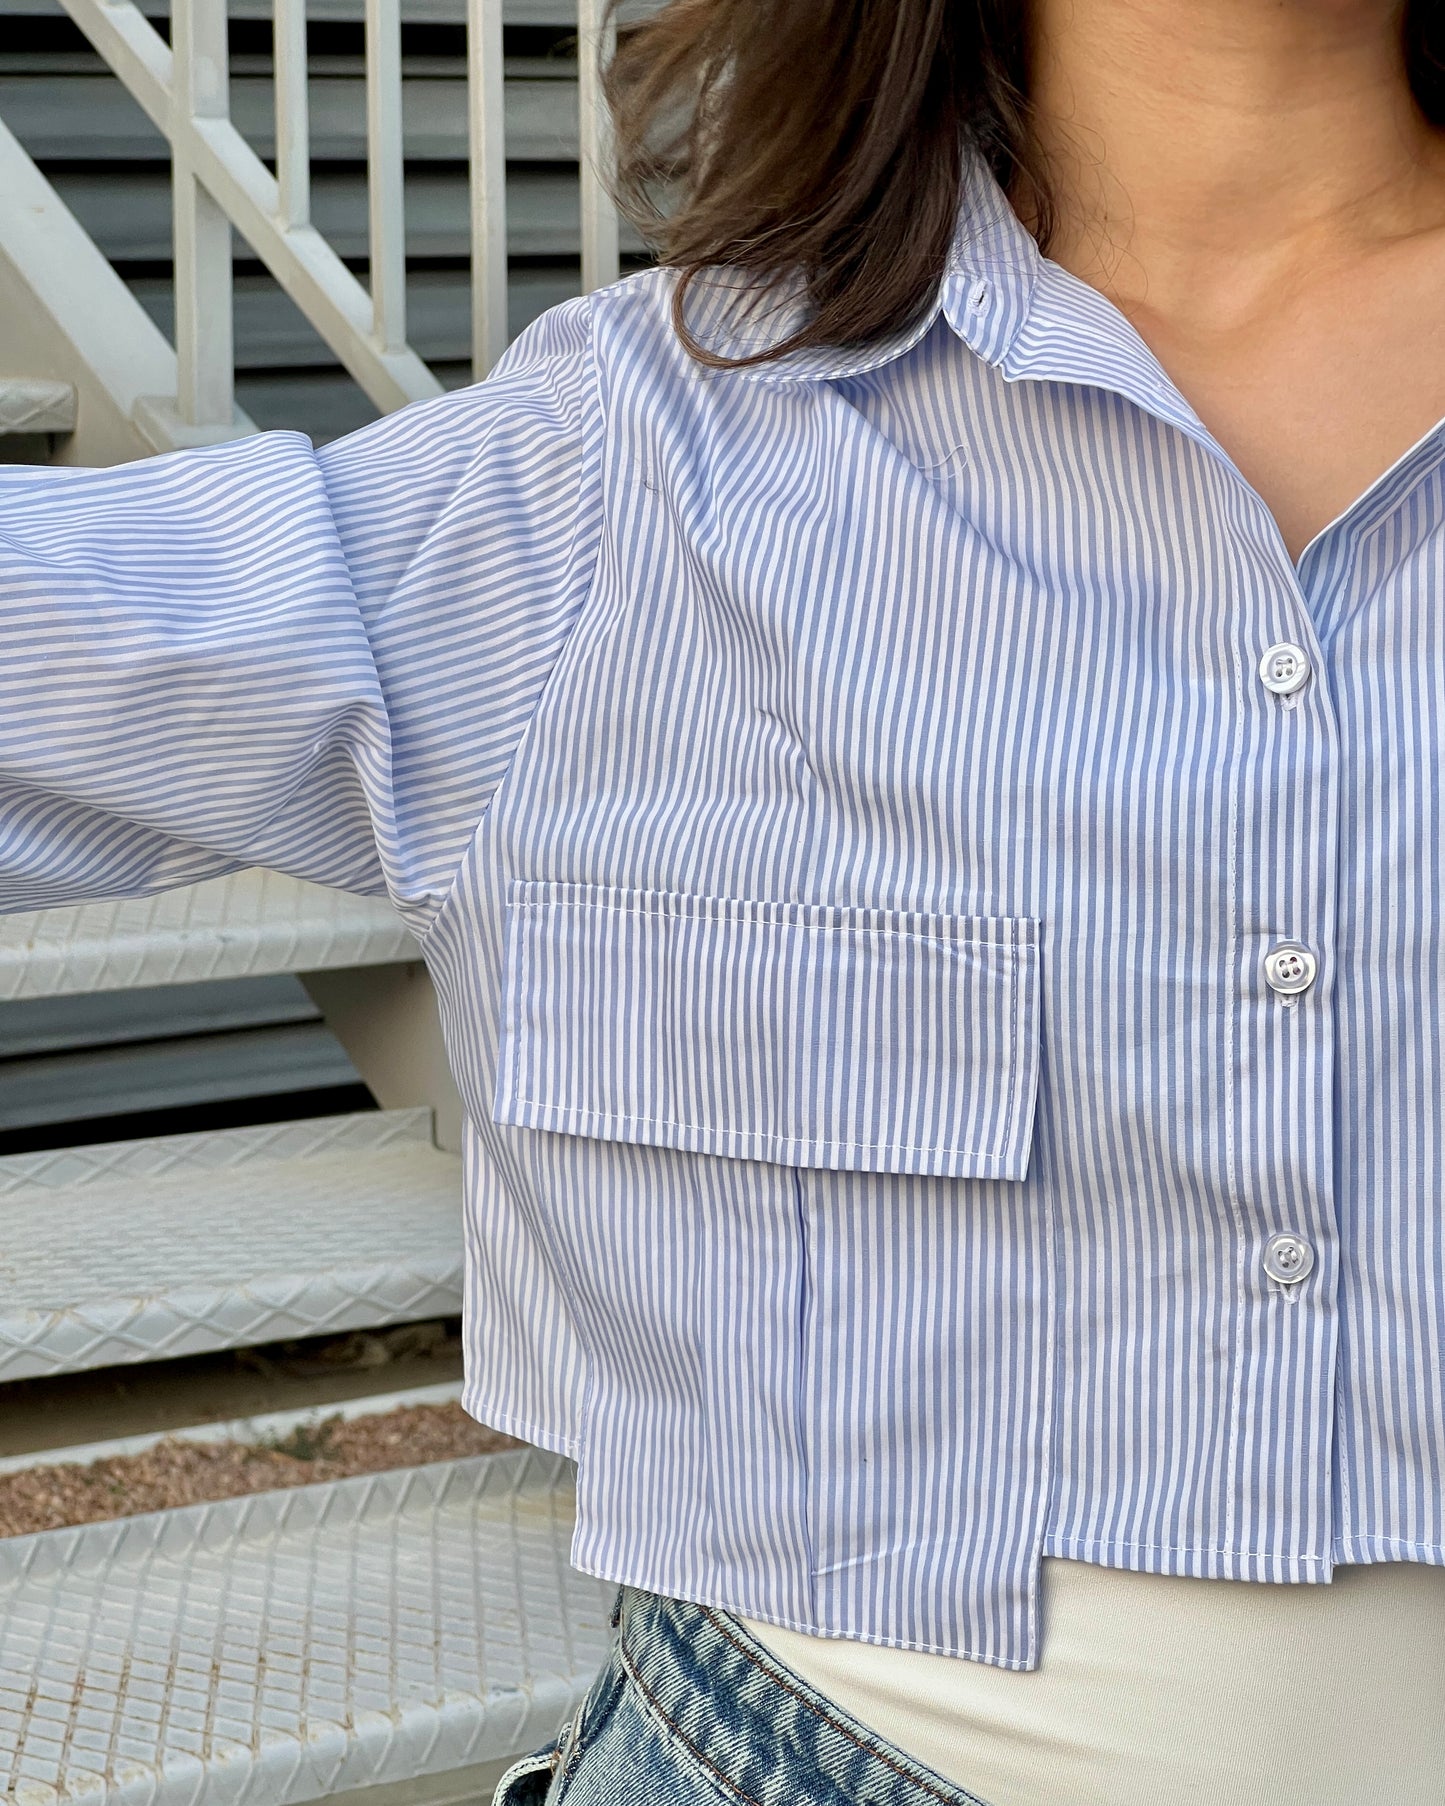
2;159;1443;1671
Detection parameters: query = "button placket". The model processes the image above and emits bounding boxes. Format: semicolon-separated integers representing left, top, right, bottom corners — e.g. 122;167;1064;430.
1248;913;1331;1316
1230;551;1339;1557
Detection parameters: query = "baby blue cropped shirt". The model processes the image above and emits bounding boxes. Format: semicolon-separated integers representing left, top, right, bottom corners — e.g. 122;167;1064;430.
2;161;1443;1670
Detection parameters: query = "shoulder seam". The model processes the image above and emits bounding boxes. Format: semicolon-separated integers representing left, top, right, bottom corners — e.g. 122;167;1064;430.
415;290;608;948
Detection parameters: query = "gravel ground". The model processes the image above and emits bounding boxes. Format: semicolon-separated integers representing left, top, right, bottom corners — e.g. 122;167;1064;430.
0;1402;526;1537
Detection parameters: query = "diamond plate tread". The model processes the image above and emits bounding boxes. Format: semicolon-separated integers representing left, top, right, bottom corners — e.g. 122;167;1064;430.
0;380;77;436
0;1109;463;1381
0;1449;615;1806
0;872;417;1001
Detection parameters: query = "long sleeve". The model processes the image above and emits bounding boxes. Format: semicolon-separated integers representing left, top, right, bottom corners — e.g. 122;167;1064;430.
0;292;603;933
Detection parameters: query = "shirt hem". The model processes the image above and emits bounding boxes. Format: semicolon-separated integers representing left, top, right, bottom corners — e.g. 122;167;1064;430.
563;1557;1038;1671
458;1387;583;1462
1042;1532;1334;1581
1335;1534;1445;1566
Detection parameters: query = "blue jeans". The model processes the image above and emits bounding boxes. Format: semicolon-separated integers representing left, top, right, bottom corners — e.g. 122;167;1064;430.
492;1587;990;1806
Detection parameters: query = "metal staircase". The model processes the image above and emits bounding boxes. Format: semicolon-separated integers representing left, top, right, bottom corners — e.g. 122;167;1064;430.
0;0;638;451
0;2;638;1797
0;877;609;1806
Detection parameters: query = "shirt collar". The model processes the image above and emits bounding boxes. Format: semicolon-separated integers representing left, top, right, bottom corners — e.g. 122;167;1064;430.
682;162;1445;557
685;161;1239;511
684;156;1042;383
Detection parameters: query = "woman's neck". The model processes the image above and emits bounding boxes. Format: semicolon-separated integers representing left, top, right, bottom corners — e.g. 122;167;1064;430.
1025;0;1445;319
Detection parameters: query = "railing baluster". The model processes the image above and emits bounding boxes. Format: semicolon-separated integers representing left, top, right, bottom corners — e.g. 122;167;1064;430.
273;0;310;229
467;0;507;377
364;0;406;353
577;0;618;294
55;0;441;419
172;0;234;429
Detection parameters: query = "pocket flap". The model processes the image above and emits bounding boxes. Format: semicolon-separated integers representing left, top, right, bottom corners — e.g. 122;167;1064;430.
493;883;1041;1179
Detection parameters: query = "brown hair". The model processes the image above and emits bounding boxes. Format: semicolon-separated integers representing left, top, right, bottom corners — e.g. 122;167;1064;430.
603;0;1445;371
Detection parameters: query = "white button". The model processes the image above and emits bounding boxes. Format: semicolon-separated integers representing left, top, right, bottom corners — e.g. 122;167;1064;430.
1263;942;1317;995
1258;643;1311;696
1263;1231;1316;1286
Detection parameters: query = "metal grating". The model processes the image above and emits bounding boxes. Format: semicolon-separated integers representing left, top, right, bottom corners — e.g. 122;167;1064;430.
0;1109;462;1379
0;1449;614;1806
0;872;416;1002
0;380;76;436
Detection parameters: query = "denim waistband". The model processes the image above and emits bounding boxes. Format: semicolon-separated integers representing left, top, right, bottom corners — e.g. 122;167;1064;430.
614;1588;989;1806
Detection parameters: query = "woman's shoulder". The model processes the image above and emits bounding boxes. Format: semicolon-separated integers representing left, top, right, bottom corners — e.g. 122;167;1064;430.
586;260;815;387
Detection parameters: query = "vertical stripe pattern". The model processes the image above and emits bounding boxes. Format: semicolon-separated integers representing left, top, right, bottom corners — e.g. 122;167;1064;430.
494;882;1040;1178
2;161;1443;1669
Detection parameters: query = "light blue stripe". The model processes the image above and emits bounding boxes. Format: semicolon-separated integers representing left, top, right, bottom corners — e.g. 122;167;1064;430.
2;159;1442;1668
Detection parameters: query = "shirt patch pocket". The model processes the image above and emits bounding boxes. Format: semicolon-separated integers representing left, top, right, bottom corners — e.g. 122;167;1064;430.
493;882;1042;1180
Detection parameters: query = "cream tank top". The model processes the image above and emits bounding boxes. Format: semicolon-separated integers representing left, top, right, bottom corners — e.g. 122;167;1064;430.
737;1558;1445;1806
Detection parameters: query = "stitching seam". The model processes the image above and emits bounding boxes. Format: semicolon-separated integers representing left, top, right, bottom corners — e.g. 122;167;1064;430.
1048;1533;1327;1563
700;1609;984;1806
618;1640;764;1806
1221;583;1247;1557
511;890;530;1122
504;1104;1018;1162
1004;929;1018;1146
504;906;1032;1160
516;896;1029;948
412;298;605;950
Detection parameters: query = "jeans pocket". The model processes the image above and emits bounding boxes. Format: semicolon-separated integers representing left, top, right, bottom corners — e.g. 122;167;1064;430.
496;1591;625;1806
490;1741;563;1806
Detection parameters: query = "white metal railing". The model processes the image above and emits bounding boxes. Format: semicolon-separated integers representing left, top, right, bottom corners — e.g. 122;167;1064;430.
49;0;622;438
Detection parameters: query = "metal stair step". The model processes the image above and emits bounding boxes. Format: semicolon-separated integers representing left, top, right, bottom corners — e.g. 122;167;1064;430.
0;1448;612;1806
0;379;75;436
0;870;416;1001
135;267;580;374
53;167;648;266
0;1019;363;1133
0;976;319;1059
0;66;578;164
0;1107;462;1380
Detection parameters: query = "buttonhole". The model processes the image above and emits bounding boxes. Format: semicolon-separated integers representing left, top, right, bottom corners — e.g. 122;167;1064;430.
969;279;991;312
